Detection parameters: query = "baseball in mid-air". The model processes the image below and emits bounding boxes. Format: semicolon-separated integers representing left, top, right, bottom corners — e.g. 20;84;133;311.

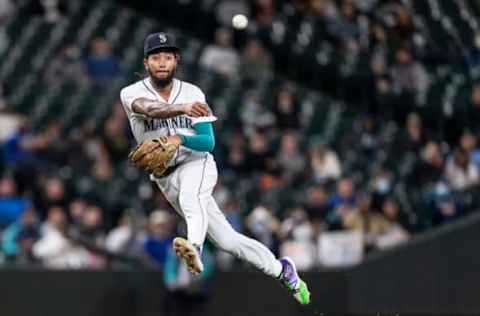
232;14;248;30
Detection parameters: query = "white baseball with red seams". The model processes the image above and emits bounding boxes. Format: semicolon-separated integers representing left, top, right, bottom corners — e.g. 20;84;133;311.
120;77;282;277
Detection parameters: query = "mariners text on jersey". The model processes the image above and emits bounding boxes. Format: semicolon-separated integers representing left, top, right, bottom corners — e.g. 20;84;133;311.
144;116;193;132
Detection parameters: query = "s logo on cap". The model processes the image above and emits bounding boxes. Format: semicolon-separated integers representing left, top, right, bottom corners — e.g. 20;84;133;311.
159;34;167;43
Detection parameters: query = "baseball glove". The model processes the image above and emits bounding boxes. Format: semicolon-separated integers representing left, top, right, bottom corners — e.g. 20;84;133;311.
128;137;178;178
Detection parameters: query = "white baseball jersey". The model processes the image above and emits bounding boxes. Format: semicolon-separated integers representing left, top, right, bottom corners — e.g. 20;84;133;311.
120;77;217;166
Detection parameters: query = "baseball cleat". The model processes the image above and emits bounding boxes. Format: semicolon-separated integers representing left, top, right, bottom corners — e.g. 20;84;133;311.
278;257;311;305
172;237;204;275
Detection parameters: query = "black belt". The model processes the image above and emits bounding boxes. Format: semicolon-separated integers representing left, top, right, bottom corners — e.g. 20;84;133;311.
158;165;178;178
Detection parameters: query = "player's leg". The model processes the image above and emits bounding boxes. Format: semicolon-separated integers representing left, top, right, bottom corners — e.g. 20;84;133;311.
204;195;281;276
170;156;215;274
204;195;310;305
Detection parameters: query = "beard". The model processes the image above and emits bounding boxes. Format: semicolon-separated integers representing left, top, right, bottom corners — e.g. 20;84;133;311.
147;66;176;88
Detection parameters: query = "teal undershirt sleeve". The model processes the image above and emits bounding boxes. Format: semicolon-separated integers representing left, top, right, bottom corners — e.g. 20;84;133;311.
179;122;215;152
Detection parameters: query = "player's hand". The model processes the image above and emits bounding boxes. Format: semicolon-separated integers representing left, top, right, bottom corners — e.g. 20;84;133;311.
183;102;209;117
167;135;182;146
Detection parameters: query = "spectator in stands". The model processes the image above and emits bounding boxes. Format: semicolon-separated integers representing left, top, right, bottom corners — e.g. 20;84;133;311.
0;176;29;227
390;5;415;46
309;142;342;182
459;130;480;167
343;194;409;251
275;132;306;182
143;210;175;267
395;112;429;155
199;28;239;78
240;39;273;84
101;104;130;161
391;47;429;95
303;184;330;222
33;206;89;268
240;91;275;135
84;37;122;85
273;85;301;130
326;177;356;228
1;206;39;262
445;148;480;191
245;205;279;250
245;129;271;172
375;198;409;249
224;133;248;174
327;0;360;43
44;44;88;87
105;212;135;254
279;207;315;271
411;141;444;188
35;176;68;218
83;138;113;181
68;198;87;227
431;186;462;226
78;206;105;247
254;0;277;26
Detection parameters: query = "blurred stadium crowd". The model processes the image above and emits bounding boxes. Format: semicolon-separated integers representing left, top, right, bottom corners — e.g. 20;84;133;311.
1;0;480;274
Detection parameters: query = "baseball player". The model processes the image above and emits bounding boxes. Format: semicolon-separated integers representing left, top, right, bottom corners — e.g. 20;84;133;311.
120;32;310;305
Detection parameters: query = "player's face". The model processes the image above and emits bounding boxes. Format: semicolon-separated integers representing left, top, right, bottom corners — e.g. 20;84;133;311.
144;51;178;88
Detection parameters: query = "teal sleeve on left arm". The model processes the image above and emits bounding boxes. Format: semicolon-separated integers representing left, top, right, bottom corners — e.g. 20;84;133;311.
180;122;215;152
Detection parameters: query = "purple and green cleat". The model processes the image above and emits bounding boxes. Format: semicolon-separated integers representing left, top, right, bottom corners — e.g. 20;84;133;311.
277;257;311;305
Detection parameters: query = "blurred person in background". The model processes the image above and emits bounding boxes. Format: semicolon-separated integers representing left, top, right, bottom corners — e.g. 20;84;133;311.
410;141;444;188
0;176;29;227
245;129;272;172
445;147;480;191
309;142;342;182
278;207;315;271
431;186;462;226
101;102;130;161
275;132;306;182
391;47;429;96
34;176;68;217
395;112;429;155
33;206;89;269
84;37;122;85
1;207;39;263
459;130;480;167
245;205;279;251
83;137;113;181
240;39;273;84
105;211;136;254
273;85;301;130
327;0;360;43
343;194;409;251
303;184;330;226
224;133;248;174
143;210;175;267
326;177;356;229
43;44;88;87
199;28;239;78
68;198;87;227
240;91;275;135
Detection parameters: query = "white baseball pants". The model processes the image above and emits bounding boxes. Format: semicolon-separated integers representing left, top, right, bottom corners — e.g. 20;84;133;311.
154;154;282;277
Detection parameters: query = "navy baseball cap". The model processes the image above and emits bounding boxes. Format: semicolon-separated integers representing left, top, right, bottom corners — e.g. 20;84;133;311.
144;32;179;56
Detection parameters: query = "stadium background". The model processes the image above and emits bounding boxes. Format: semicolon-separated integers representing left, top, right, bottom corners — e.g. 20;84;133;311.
0;0;479;315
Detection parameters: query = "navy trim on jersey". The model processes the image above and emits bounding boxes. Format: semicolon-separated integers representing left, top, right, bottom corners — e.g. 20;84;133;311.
142;78;157;98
